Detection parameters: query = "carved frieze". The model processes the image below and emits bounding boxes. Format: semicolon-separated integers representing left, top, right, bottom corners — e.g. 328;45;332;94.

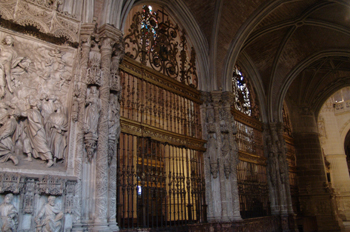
0;173;25;194
0;0;80;43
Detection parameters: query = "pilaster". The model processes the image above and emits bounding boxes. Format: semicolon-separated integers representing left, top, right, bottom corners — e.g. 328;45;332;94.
202;90;242;223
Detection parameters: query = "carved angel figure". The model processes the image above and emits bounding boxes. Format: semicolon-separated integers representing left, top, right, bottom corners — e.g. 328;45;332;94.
0;193;18;232
0;110;19;165
35;196;63;232
0;35;24;98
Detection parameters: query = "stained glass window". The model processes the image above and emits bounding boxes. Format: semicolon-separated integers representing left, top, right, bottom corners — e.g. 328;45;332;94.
140;5;158;52
232;66;252;116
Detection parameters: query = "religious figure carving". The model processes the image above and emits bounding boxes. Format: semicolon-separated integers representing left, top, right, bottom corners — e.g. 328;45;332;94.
0;35;23;98
40;94;57;124
84;86;101;161
108;93;121;165
207;133;218;179
266;135;277;186
35;196;63;232
23;96;54;167
0;193;18;232
84;86;100;137
221;133;232;179
0;110;19;165
45;100;67;162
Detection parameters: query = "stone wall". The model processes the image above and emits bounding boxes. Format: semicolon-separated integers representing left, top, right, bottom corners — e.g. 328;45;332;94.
0;1;124;231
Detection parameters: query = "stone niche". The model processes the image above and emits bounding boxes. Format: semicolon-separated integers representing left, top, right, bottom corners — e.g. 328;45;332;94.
0;28;77;231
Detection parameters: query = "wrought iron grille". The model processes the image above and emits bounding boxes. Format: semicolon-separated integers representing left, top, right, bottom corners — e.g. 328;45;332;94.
231;66;269;219
118;48;205;230
119;67;201;138
124;5;198;88
235;121;264;157
237;161;270;219
117;134;206;229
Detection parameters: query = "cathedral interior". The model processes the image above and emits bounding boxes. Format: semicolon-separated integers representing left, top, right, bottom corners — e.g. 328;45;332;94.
0;0;350;231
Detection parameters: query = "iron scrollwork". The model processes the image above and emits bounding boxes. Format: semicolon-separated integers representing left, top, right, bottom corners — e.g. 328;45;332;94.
124;5;198;88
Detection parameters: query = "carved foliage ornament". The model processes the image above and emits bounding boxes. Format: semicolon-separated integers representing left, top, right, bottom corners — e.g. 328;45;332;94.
0;0;80;43
124;5;198;88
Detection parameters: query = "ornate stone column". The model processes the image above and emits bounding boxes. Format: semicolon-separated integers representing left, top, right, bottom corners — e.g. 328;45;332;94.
93;24;122;231
72;23;95;231
202;91;242;222
266;122;297;232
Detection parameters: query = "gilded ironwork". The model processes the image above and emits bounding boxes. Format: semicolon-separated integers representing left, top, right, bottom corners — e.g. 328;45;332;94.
119;7;205;228
124;5;198;88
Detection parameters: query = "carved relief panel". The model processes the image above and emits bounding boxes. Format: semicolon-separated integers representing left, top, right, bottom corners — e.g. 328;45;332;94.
0;31;76;170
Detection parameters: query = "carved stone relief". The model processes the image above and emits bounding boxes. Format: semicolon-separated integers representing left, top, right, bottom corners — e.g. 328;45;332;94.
35;195;63;232
0;0;81;43
0;172;76;231
0;32;74;169
84;86;101;162
202;91;241;221
0;193;18;232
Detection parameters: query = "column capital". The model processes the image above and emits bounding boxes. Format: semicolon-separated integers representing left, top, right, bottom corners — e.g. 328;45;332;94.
98;24;123;42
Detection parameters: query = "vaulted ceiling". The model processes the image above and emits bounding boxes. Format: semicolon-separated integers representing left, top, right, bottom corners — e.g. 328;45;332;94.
97;0;350;121
175;0;350;119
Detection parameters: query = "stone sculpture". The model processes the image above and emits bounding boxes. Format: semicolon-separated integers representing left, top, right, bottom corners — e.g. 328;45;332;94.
0;193;18;232
0;109;19;165
84;86;101;161
45;100;67;162
84;86;101;137
23;96;54;167
208;133;219;179
0;35;20;98
108;93;121;165
221;133;232;179
40;94;57;124
35;196;63;232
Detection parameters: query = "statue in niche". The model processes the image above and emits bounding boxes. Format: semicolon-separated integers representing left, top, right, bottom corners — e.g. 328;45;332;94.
0;109;20;165
208;133;218;179
35;196;63;232
45;100;67;162
84;86;101;137
221;133;232;179
0;193;18;232
108;93;121;165
84;86;101;161
266;135;277;187
278;139;288;185
22;96;54;167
